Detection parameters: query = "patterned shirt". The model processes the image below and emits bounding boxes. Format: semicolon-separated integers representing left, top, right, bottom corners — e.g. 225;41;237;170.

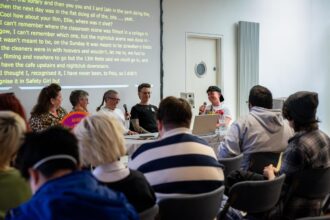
279;129;330;218
29;107;67;132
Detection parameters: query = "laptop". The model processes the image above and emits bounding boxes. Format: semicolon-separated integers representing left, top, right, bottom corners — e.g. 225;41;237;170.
191;114;218;136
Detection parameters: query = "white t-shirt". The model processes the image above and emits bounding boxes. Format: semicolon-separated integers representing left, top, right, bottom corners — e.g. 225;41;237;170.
204;103;232;120
99;106;129;133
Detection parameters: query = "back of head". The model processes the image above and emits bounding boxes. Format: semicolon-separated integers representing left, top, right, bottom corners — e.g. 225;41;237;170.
15;126;79;179
249;85;273;109
157;96;192;129
31;83;61;115
0;111;26;168
0;93;28;127
282;91;319;131
69;90;89;107
138;83;151;92
74;113;126;166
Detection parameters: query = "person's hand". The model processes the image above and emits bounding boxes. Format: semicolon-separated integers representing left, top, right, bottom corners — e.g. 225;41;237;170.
127;130;138;135
199;104;206;115
125;112;131;120
263;164;277;180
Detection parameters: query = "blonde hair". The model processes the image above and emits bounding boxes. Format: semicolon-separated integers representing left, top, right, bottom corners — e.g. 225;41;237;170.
0;111;26;167
74;112;126;166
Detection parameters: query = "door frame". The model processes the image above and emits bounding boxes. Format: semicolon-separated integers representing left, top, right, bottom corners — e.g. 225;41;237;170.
185;32;224;92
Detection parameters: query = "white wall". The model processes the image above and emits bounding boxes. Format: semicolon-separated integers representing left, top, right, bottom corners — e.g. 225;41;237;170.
163;0;330;133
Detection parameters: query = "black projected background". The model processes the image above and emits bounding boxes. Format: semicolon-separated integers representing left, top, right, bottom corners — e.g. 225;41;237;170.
0;0;160;113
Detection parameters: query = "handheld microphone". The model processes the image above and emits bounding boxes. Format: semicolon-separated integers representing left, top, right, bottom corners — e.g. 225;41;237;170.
123;104;128;114
203;102;207;106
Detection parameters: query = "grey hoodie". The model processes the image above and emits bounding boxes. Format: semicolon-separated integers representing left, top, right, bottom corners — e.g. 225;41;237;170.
218;106;294;170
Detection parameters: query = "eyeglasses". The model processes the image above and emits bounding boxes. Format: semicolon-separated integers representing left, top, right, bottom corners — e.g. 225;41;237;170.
106;97;120;102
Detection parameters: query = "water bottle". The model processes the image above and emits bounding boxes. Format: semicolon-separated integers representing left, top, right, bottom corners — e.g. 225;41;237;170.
218;111;226;135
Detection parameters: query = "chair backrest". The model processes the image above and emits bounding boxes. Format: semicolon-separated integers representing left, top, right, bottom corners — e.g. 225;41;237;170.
248;152;281;174
228;174;286;213
158;186;225;220
219;154;244;177
139;204;159;220
296;215;330;220
288;167;330;199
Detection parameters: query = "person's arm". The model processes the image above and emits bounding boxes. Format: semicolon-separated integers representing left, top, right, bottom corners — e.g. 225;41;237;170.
217;122;242;159
131;118;149;133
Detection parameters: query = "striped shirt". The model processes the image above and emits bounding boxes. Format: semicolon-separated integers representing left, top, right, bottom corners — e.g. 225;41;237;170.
129;128;224;196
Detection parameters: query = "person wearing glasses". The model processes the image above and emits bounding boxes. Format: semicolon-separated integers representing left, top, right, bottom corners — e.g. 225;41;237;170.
96;90;137;135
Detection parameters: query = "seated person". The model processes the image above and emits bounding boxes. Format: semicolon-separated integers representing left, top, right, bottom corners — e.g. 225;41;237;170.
225;91;330;219
74;113;156;213
199;86;232;127
0;112;31;218
69;90;89;112
130;83;158;133
129;96;224;198
0;93;29;130
218;85;293;170
7;127;138;220
96;90;137;135
29;83;67;132
263;91;330;219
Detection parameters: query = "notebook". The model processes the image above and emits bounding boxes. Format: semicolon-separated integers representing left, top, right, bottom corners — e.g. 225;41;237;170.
191;114;218;136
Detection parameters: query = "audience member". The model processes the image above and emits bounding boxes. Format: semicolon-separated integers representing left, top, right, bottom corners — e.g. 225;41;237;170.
29;83;67;132
0;93;29;130
74;113;156;213
96;90;137;135
69;90;89;112
218;85;293;170
263;91;330;219
0;112;31;219
8;126;138;220
199;85;232;127
130;83;158;133
129;96;224;198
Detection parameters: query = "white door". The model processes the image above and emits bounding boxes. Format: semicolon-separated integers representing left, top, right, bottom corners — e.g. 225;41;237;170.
186;35;221;115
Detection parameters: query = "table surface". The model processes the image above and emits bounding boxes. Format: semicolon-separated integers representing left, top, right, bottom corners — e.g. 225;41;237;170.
124;132;224;156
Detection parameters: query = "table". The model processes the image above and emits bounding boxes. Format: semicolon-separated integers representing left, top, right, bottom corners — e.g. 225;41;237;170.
124;132;224;156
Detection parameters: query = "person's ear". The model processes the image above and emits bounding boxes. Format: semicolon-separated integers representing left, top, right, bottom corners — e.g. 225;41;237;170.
28;168;40;194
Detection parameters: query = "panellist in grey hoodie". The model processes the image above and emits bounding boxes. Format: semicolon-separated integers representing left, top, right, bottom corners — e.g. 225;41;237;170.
218;106;294;170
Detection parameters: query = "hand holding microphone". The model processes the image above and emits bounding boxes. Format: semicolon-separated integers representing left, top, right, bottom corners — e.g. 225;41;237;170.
199;102;207;115
123;104;131;120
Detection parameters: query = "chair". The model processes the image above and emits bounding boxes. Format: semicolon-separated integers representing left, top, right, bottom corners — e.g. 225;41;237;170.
296;216;330;220
218;154;244;177
139;204;159;220
284;167;330;217
248;152;281;174
220;174;286;217
158;186;225;220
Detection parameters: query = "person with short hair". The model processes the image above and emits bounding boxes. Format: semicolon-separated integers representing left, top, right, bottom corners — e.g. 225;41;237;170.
0;111;31;219
7;126;138;220
29;83;67;132
130;83;158;133
96;90;136;135
129;96;224;198
263;91;330;219
69;90;89;112
74;113;156;213
199;85;232;127
218;85;293;170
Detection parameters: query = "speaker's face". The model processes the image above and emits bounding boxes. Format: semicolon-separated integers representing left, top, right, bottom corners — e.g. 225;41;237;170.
139;87;151;104
207;91;221;105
